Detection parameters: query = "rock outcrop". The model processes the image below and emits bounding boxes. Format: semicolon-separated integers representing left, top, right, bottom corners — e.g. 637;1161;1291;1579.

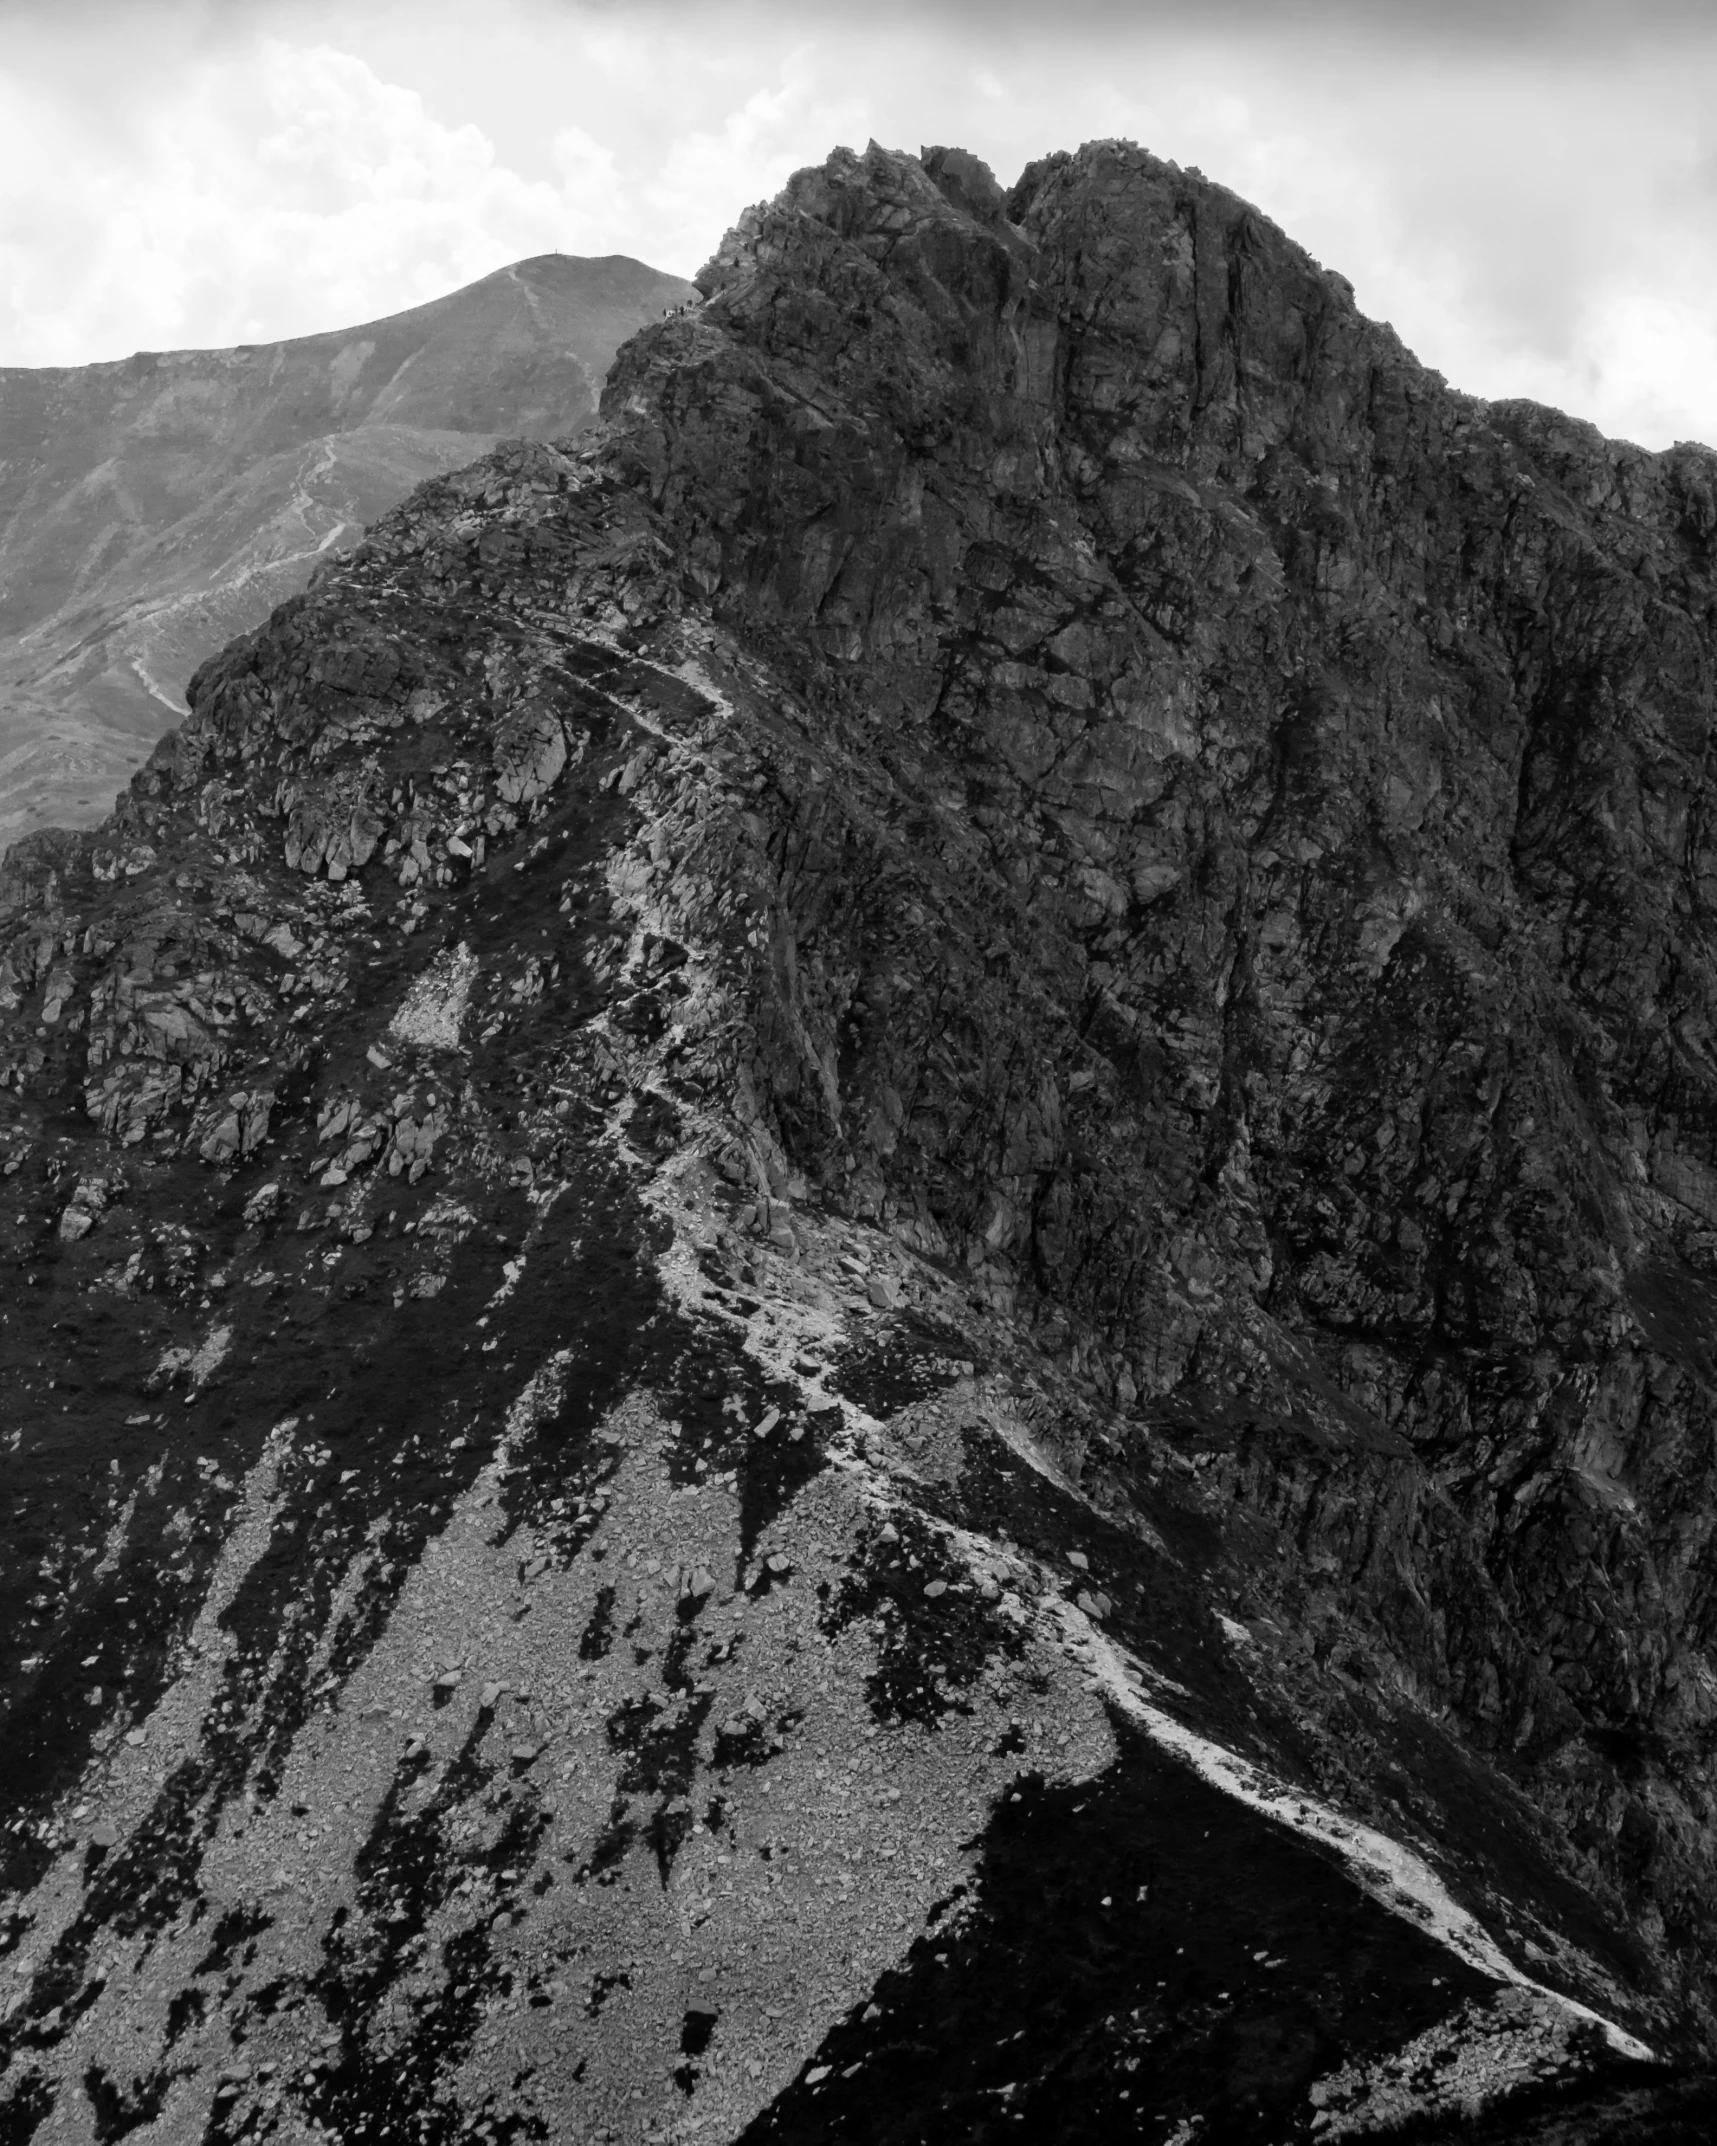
2;138;1717;2141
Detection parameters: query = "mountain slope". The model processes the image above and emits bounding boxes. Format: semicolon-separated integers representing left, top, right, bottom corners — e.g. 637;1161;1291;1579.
0;253;694;846
1;140;1716;2142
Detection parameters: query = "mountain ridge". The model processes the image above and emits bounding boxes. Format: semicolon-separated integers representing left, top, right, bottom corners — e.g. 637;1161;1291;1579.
0;251;695;847
0;137;1715;2142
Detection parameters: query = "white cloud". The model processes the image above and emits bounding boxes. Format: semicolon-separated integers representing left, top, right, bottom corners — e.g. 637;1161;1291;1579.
0;40;566;362
0;25;873;363
537;27;877;276
638;67;875;265
548;124;630;255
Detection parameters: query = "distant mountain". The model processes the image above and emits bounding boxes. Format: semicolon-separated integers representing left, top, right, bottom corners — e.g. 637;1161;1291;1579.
0;252;694;843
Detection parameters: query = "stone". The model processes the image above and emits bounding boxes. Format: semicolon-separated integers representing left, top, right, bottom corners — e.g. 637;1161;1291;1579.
195;1087;273;1166
494;705;569;806
84;1061;184;1146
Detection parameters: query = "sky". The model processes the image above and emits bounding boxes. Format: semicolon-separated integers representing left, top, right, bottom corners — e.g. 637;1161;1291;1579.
3;0;1716;449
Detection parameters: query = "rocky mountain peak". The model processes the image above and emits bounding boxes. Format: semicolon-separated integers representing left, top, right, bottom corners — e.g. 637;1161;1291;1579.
2;140;1717;2142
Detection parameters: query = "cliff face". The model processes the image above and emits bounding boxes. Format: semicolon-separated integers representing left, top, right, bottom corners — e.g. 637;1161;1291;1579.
0;253;694;845
2;139;1717;2143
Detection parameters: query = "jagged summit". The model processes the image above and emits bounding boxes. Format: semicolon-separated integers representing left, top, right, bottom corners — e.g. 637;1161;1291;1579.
2;139;1717;2142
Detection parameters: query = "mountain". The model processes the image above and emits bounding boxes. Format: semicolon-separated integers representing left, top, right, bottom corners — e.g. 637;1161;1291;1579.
2;137;1717;2142
0;252;695;848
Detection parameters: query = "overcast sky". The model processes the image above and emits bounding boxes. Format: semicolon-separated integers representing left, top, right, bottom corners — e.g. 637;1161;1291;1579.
4;0;1715;449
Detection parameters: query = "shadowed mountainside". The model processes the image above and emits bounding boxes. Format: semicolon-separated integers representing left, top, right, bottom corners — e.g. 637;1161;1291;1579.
2;140;1717;2141
0;252;694;845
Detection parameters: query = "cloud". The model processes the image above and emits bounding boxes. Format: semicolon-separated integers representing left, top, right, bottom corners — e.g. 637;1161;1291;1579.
0;39;566;362
0;14;872;361
642;69;876;257
655;0;1717;43
548;125;631;252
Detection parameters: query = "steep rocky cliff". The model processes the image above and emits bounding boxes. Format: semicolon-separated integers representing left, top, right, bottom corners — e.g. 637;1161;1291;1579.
0;253;693;846
2;138;1717;2142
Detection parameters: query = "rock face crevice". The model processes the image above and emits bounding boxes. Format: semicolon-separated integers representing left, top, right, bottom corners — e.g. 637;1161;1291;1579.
2;137;1717;2141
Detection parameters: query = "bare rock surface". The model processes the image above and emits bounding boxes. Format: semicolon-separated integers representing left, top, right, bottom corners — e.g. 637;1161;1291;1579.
1;138;1716;2142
